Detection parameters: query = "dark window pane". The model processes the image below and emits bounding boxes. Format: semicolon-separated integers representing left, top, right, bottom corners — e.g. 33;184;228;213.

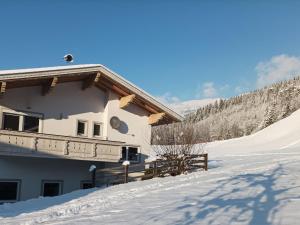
24;116;39;133
121;147;127;160
128;147;138;161
0;182;18;201
93;124;101;136
3;114;19;131
82;183;93;189
77;121;85;135
43;183;61;197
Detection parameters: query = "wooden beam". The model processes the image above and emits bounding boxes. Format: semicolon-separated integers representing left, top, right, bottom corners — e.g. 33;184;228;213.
144;104;159;114
82;72;101;90
120;94;136;109
148;112;166;125
42;77;58;96
0;82;6;94
111;84;128;96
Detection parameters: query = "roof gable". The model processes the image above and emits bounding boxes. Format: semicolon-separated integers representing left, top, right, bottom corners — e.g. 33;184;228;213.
0;64;183;124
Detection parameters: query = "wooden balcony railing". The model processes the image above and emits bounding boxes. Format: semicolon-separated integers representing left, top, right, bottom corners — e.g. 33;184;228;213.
0;130;124;162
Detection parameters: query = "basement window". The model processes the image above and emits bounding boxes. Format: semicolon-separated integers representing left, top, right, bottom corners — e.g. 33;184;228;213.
41;181;63;197
121;146;139;162
0;180;21;203
3;114;20;131
77;120;88;136
80;181;93;189
23;116;39;133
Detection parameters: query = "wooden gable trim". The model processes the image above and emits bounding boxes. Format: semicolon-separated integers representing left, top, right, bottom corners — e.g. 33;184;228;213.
148;112;166;125
119;94;136;109
0;81;6;94
82;72;101;90
42;76;58;96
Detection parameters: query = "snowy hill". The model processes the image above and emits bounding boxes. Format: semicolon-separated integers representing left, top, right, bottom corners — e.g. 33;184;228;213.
1;110;300;224
186;77;300;141
168;98;219;116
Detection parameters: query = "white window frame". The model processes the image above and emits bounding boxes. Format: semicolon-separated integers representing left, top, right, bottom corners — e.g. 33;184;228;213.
23;115;41;133
121;146;140;163
93;122;103;138
0;179;21;203
2;113;21;131
1;110;43;133
76;120;88;137
41;180;63;197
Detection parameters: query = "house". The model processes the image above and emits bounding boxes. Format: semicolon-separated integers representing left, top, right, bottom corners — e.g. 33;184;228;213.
0;64;183;202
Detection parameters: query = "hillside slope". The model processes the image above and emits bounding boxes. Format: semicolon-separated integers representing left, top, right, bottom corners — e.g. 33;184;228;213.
206;107;300;155
185;77;300;141
1;110;300;224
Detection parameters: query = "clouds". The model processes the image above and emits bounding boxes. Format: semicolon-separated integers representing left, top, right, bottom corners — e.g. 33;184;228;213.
201;82;218;98
256;54;300;88
155;92;181;104
157;54;300;109
196;82;230;98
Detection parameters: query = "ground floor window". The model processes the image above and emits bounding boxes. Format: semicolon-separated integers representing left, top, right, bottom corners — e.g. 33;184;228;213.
121;146;139;162
41;180;63;197
80;181;93;189
0;180;21;202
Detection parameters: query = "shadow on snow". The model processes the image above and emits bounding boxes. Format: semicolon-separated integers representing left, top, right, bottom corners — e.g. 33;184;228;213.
173;164;300;225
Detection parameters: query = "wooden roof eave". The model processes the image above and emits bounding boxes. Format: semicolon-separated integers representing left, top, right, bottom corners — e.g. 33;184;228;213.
0;65;183;123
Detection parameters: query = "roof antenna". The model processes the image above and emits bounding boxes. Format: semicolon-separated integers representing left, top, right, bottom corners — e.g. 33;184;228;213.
64;54;74;63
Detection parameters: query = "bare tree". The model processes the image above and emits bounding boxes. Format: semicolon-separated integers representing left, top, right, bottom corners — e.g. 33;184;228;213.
151;122;206;175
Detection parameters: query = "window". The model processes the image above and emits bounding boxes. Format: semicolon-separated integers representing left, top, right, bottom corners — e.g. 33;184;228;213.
24;116;39;133
3;114;19;131
93;123;102;137
77;120;87;136
2;112;41;133
121;146;139;162
41;181;63;197
80;181;93;189
0;180;21;202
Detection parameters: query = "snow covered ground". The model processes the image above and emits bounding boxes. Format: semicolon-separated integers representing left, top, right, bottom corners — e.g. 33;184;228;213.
2;110;300;224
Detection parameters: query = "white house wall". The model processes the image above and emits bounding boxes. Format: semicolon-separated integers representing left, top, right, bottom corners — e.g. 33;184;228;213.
0;81;152;160
105;91;152;161
0;82;106;137
0;156;105;201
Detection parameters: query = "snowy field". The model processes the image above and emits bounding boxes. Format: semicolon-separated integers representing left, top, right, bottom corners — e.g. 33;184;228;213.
2;110;300;224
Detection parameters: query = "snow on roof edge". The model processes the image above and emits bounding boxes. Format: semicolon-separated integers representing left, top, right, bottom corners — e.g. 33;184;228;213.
0;64;100;75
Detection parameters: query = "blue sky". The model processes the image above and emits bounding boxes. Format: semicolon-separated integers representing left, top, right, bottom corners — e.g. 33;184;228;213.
1;1;300;103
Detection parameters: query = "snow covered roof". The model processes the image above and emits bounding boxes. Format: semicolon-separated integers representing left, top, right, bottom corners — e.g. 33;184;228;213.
0;64;183;123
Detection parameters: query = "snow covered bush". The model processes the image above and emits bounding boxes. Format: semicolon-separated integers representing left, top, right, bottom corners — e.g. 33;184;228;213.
152;122;205;175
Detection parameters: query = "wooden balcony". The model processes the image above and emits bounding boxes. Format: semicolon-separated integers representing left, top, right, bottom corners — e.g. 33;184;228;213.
0;130;124;162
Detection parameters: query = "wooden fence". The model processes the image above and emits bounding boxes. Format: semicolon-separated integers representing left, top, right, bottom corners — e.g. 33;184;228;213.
95;153;208;186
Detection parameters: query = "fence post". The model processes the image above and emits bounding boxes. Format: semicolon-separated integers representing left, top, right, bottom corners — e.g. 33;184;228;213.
204;154;208;171
153;161;157;177
122;161;130;183
89;165;97;188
